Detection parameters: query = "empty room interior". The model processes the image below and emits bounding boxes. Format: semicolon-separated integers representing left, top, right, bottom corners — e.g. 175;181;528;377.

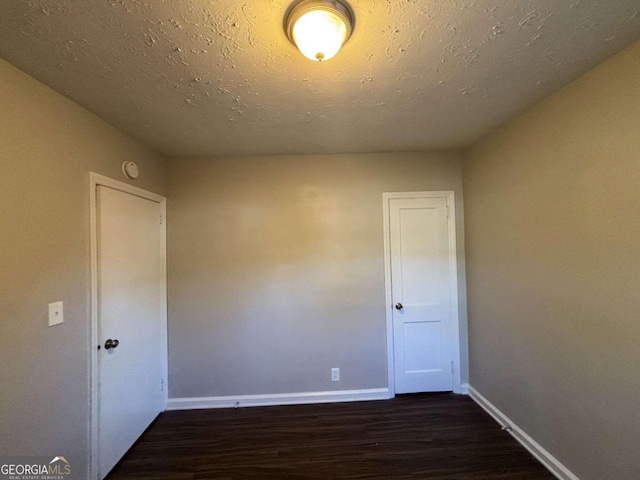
1;1;640;479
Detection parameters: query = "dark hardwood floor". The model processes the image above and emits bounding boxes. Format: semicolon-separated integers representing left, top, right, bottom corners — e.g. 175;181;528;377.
107;393;553;479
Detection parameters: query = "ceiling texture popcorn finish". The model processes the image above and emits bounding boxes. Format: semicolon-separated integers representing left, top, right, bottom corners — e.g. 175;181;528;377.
1;1;639;157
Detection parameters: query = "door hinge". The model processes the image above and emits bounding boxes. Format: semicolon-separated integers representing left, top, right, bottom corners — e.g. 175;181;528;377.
446;205;450;219
159;213;164;225
161;379;164;392
451;361;455;375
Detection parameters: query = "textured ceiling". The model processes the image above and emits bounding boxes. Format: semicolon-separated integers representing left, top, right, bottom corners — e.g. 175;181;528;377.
1;0;639;157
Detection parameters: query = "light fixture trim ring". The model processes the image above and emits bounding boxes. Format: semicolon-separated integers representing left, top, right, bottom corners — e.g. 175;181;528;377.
284;0;355;47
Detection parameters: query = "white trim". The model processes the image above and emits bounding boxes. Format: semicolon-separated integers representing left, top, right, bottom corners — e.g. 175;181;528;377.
167;388;392;411
382;191;463;395
89;173;168;480
468;386;579;480
382;194;395;397
459;383;469;395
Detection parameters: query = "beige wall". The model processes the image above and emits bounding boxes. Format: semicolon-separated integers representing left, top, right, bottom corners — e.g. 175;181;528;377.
167;152;468;398
0;58;166;478
463;40;640;479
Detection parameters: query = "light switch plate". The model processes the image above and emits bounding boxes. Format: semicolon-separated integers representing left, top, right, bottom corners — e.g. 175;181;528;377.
48;301;64;326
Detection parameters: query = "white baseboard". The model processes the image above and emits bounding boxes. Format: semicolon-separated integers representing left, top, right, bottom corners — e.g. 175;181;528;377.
167;388;392;411
468;385;579;480
459;383;469;395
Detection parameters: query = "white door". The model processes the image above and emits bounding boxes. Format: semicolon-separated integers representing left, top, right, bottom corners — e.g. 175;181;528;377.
97;185;165;478
388;194;457;394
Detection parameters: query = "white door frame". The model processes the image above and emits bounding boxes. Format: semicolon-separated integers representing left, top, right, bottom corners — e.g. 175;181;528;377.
383;191;463;396
89;173;168;480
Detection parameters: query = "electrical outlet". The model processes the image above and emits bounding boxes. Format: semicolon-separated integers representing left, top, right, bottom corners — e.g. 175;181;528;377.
331;368;340;382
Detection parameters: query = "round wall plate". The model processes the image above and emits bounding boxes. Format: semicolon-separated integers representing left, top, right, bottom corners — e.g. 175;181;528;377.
122;161;139;179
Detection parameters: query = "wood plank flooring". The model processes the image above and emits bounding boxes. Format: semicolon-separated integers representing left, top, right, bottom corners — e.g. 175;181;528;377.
107;393;553;479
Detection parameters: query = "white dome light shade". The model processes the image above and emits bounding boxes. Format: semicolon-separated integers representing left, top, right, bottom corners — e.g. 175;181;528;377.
292;10;347;61
285;0;354;62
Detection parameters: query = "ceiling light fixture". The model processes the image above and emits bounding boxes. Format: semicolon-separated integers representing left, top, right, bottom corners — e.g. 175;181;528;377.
285;0;354;62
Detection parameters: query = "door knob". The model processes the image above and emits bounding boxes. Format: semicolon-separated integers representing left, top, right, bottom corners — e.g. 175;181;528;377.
104;339;120;350
395;303;403;310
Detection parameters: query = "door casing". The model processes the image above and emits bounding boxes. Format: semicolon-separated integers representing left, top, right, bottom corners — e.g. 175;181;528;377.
383;191;463;396
89;173;168;480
